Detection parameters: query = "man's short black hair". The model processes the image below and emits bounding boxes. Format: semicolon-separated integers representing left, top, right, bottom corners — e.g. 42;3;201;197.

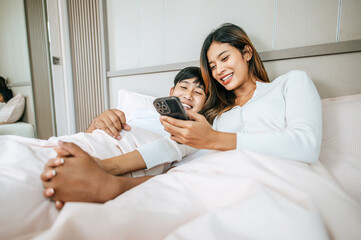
173;67;204;90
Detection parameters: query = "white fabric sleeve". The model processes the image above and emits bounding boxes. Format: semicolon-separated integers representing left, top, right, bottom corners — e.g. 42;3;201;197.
237;71;322;163
137;137;197;169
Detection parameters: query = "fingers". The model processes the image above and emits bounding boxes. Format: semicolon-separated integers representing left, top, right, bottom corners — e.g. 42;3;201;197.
41;157;64;182
169;135;184;144
113;110;131;131
43;187;55;198
103;111;123;138
58;141;88;157
45;157;65;168
122;123;131;131
186;111;203;121
96;117;120;139
160;116;189;128
42;188;64;210
41;168;57;181
160;118;180;135
92;109;131;139
55;200;64;210
54;147;71;157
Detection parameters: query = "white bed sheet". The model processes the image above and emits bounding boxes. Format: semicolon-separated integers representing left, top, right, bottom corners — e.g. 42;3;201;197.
37;150;361;240
0;133;360;240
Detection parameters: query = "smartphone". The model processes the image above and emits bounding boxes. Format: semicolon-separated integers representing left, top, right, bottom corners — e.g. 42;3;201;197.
153;96;189;120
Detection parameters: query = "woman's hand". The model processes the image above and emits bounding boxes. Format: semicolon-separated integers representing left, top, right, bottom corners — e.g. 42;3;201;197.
160;111;217;149
86;109;131;139
41;141;123;207
161;111;237;150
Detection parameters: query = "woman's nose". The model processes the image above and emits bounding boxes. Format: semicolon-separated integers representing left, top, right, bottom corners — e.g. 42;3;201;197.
216;62;225;75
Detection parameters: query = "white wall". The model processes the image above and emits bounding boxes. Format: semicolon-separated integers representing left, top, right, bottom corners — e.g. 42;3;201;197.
0;0;35;126
107;0;275;71
106;0;361;71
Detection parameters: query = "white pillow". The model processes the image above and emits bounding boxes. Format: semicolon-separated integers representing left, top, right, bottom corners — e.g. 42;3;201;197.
117;89;156;119
0;93;25;124
319;94;361;203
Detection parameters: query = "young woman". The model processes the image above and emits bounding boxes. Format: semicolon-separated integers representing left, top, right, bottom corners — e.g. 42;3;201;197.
161;23;322;163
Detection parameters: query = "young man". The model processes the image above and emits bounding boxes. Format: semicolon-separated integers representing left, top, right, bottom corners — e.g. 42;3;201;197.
41;66;207;208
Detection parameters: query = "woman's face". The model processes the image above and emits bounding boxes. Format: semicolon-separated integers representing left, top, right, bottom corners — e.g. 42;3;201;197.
170;77;206;113
207;42;251;91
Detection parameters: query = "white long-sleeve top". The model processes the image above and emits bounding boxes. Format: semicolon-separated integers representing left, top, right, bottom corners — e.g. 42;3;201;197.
124;110;196;169
212;70;322;163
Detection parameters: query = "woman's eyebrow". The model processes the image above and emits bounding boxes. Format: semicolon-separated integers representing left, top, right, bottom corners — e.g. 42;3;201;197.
208;50;228;64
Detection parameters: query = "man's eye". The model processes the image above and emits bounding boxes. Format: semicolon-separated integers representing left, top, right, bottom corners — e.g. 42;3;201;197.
181;86;187;89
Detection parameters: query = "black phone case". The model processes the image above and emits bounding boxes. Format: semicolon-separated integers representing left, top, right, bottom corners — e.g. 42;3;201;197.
153;96;189;120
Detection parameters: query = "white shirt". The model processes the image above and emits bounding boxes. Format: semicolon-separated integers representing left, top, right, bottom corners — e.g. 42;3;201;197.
213;70;322;163
126;110;196;169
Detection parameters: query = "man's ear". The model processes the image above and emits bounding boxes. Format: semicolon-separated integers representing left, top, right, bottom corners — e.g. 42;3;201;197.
169;87;174;96
243;45;253;62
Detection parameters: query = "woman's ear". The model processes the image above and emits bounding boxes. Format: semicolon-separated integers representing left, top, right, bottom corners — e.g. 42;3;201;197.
243;45;253;62
169;87;174;96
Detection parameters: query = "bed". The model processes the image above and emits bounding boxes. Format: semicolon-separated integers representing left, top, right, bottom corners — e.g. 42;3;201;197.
0;73;360;240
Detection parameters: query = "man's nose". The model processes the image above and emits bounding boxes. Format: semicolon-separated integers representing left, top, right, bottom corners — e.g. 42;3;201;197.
182;90;193;100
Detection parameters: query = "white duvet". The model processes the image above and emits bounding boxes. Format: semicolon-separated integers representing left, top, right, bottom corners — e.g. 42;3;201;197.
0;132;360;240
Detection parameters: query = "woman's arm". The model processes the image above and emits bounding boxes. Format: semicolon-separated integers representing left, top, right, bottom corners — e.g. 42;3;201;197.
160;111;237;150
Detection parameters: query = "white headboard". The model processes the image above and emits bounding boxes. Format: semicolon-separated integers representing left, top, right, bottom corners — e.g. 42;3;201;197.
107;49;361;108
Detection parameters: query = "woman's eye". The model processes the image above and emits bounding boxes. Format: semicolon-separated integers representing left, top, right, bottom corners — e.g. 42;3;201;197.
210;65;216;70
195;91;203;95
222;56;229;61
181;86;187;90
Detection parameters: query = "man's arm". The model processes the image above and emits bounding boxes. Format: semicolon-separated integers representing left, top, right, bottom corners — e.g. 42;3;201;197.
98;150;146;176
86;109;131;139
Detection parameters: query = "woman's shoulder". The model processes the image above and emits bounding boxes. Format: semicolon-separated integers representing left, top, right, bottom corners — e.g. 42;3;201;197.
256;70;311;91
272;70;311;83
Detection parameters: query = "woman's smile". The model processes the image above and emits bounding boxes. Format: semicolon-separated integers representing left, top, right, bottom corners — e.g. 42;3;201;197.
220;73;233;85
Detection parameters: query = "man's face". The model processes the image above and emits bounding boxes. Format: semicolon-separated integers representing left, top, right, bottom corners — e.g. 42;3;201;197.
170;77;206;113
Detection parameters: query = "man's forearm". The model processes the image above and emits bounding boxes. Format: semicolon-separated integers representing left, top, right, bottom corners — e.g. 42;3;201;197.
101;150;147;175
